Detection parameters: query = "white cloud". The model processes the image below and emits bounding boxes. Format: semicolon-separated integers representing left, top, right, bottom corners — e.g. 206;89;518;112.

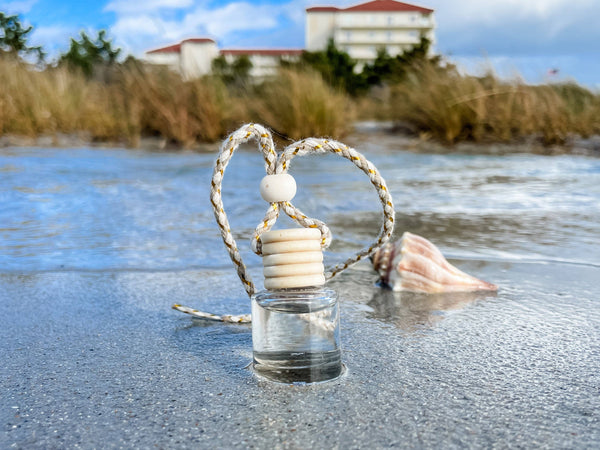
428;0;591;21
181;2;279;37
104;0;193;14
425;0;600;56
451;53;600;88
109;1;296;55
101;0;599;84
111;15;168;38
110;15;189;54
1;0;38;14
29;24;75;53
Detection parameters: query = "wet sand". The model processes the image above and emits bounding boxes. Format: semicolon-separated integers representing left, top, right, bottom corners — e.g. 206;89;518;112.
1;144;599;448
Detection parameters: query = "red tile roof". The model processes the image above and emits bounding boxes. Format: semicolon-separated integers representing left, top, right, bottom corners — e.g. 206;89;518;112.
181;38;216;44
307;0;433;14
147;44;181;54
306;6;341;12
220;49;304;56
146;38;216;54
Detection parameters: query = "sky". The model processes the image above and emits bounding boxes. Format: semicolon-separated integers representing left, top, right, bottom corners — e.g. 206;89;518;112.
2;0;600;87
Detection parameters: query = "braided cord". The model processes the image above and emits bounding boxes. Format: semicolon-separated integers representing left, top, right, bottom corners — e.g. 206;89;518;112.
210;123;277;297
277;138;395;280
210;124;395;300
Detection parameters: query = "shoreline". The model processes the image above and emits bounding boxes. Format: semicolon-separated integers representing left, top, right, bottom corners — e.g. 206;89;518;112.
1;122;599;156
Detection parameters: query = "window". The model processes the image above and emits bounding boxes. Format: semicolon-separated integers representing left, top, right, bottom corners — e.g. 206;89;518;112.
387;31;392;41
387;16;393;25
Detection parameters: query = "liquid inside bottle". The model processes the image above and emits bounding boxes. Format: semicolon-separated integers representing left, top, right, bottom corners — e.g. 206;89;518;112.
251;287;342;383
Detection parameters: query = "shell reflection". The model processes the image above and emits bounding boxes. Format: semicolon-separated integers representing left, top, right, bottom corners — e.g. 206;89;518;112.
368;289;498;331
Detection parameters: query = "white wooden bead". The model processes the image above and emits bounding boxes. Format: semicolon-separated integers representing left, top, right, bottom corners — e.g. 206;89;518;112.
260;174;297;203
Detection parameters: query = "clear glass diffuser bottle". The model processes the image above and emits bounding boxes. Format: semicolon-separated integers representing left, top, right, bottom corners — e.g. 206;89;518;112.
251;228;343;383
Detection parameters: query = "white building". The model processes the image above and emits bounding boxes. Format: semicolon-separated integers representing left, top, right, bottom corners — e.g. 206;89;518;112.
145;38;220;80
306;0;435;66
145;0;435;78
145;39;301;80
220;49;303;79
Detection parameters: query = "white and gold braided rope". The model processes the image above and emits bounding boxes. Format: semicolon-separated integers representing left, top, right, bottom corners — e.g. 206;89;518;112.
172;123;395;322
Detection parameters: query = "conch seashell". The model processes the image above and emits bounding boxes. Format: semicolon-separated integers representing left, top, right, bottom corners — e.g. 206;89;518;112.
372;232;498;293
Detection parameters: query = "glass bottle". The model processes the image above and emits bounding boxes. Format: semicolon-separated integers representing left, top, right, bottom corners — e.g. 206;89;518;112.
252;286;342;383
251;228;343;384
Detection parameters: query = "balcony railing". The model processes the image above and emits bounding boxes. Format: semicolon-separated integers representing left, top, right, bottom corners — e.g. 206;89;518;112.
336;17;435;29
334;33;425;46
337;22;434;30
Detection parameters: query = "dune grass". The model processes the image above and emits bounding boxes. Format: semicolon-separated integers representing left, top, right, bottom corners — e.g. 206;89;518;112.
0;60;123;139
0;61;234;147
245;68;354;140
387;63;600;145
122;68;231;146
0;61;354;147
1;59;598;148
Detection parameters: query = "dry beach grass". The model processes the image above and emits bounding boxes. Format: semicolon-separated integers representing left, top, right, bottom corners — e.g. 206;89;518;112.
0;61;354;147
388;63;600;145
247;68;354;140
0;59;598;148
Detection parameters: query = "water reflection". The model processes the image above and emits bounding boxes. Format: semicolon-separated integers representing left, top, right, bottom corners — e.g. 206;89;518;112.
367;288;497;332
327;210;599;266
1;147;598;272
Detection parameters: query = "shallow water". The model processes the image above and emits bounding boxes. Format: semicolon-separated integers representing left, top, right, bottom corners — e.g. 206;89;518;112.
1;143;599;448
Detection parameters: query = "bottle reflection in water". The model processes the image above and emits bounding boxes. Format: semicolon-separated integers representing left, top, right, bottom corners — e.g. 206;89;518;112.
251;287;342;383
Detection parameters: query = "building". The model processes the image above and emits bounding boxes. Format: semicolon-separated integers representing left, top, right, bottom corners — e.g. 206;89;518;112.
146;38;220;80
146;39;301;80
219;49;303;79
145;0;434;78
306;0;435;67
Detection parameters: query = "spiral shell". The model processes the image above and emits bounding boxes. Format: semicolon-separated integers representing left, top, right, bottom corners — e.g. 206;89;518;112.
373;232;498;293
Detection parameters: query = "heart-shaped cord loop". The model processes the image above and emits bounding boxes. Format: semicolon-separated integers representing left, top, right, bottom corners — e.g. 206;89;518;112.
210;123;395;299
252;137;395;280
210;123;276;297
279;138;394;279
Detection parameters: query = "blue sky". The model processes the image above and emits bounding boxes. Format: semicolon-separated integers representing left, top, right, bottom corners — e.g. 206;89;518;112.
3;0;600;87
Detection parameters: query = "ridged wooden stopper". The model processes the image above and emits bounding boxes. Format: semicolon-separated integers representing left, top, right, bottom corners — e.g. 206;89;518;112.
261;228;325;290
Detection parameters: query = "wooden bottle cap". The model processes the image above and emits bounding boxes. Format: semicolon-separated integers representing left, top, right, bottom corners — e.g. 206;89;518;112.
261;228;325;289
